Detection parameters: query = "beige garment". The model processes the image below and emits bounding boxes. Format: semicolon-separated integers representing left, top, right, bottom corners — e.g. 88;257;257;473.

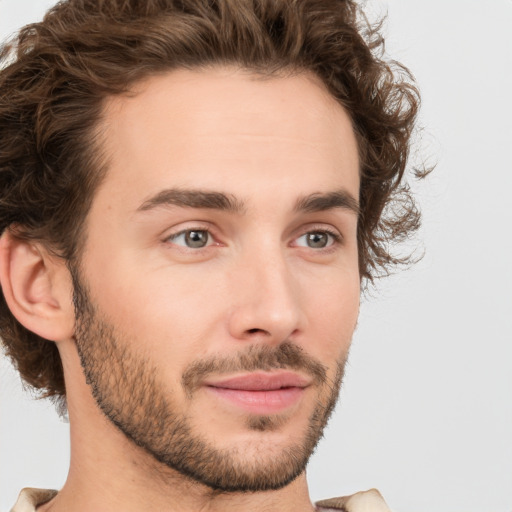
316;488;392;511
9;489;57;512
10;486;391;511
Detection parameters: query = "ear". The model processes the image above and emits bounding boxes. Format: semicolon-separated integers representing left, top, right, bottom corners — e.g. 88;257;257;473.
0;229;75;342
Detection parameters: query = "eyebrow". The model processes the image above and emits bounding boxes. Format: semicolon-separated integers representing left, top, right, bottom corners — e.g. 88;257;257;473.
136;188;359;216
294;190;360;216
136;189;246;214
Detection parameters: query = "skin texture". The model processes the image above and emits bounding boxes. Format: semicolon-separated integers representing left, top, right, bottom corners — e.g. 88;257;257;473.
3;67;361;511
71;276;347;493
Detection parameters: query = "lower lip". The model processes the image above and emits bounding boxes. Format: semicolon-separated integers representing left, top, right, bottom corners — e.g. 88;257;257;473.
206;386;304;414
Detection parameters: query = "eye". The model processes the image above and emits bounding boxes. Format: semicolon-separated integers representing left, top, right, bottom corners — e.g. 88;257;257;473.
167;229;213;249
295;230;340;249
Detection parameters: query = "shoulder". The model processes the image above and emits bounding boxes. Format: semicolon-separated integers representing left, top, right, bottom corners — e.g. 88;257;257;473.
315;488;392;512
9;488;57;512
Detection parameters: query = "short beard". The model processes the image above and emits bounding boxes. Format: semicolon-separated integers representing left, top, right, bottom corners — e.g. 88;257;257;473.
71;266;347;493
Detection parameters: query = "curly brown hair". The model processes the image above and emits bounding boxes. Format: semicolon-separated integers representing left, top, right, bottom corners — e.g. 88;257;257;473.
0;0;424;400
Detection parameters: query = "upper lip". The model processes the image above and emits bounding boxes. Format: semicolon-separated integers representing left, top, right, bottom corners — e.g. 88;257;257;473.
204;371;311;391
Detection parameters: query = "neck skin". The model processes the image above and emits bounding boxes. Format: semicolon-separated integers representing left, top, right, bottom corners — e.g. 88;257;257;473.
39;349;317;512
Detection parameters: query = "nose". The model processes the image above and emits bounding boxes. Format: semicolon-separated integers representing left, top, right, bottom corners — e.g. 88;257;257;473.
226;248;305;344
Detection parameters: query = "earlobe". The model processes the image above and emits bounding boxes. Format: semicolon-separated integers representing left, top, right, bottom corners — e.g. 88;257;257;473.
0;230;75;342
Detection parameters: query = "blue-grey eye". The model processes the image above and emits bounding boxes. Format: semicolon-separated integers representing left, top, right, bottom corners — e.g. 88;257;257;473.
170;229;211;248
306;232;329;248
296;231;336;249
184;230;210;248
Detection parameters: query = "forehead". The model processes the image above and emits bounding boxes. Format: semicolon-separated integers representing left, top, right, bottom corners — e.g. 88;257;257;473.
96;67;359;211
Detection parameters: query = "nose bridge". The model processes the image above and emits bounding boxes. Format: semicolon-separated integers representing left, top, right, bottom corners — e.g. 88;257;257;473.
228;240;303;342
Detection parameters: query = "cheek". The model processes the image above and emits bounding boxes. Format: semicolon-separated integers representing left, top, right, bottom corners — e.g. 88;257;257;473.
82;258;225;376
304;271;360;361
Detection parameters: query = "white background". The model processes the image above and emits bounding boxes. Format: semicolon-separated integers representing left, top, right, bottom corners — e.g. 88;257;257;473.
1;1;511;511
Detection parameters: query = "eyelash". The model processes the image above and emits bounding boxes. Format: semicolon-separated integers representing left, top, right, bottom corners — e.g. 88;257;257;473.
164;226;343;250
294;227;343;250
310;227;342;242
165;227;216;248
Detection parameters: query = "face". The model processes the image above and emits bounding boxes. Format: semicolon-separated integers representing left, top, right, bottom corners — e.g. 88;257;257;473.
73;67;360;492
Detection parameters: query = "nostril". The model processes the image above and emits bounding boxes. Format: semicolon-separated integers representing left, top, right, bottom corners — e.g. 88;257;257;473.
247;328;268;335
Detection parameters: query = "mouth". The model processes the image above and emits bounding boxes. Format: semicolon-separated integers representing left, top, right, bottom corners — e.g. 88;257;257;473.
203;371;311;415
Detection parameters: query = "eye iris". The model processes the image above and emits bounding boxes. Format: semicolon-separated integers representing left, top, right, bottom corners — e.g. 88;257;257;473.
307;232;328;248
185;230;208;248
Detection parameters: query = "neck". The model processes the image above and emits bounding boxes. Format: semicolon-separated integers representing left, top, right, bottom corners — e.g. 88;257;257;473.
41;424;315;512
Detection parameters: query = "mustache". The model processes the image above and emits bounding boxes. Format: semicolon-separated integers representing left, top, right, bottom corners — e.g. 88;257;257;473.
181;341;328;395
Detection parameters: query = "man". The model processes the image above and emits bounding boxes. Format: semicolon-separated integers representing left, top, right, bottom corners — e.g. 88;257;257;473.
0;1;423;510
